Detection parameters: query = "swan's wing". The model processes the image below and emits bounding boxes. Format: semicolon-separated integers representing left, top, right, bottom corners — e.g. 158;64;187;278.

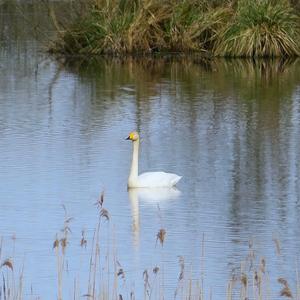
137;172;182;187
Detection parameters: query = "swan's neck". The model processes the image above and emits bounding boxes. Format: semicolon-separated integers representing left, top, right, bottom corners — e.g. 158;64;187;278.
129;140;139;183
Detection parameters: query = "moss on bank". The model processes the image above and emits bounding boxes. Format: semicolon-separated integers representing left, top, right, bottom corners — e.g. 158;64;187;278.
49;0;300;57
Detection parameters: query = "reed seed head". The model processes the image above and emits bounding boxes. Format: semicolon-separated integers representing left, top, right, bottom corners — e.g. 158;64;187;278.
241;273;247;288
95;191;105;209
1;259;13;271
117;268;125;279
100;208;110;220
278;277;293;298
53;237;59;249
80;230;87;248
156;228;166;246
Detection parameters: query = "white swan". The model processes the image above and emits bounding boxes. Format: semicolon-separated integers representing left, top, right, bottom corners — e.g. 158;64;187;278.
126;131;182;188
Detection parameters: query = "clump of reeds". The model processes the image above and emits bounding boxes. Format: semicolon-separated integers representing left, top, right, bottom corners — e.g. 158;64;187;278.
48;0;300;57
214;0;300;57
0;215;299;300
47;0;230;56
2;193;300;300
157;1;226;52
49;0;136;55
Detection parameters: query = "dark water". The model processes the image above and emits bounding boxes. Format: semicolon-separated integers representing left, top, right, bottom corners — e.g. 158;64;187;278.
1;2;300;299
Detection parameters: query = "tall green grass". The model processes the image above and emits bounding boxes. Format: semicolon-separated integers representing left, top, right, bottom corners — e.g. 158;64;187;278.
214;0;300;57
49;0;300;57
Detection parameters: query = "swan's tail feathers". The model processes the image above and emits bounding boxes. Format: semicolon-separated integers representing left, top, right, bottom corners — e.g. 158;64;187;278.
172;175;182;186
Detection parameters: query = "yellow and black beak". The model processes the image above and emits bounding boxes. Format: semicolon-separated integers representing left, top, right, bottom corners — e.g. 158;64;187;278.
126;136;131;140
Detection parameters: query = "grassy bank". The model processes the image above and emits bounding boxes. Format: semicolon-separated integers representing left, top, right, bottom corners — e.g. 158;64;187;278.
48;0;300;57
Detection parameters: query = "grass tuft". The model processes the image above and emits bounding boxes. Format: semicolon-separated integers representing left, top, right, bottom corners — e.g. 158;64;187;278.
214;0;300;57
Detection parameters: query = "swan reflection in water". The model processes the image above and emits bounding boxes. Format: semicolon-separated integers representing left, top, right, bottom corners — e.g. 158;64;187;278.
128;187;181;248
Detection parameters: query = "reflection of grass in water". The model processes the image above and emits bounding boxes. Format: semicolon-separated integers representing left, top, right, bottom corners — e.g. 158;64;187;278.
61;56;300;103
1;194;299;299
206;58;300;101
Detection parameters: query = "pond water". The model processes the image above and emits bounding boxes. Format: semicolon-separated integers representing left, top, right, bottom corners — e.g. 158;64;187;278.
1;2;300;299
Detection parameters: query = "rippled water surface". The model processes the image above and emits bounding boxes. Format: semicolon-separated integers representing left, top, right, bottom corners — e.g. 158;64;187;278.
1;2;300;299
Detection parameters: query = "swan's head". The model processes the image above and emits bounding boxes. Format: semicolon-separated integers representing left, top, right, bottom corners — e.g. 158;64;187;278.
126;131;139;141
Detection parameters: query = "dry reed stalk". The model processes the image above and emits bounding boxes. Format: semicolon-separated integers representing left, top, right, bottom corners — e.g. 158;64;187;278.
85;191;112;299
0;238;3;263
92;243;100;298
226;275;234;300
296;261;300;300
241;272;248;295
112;257;118;300
16;261;24;300
73;278;76;300
88;219;100;298
174;256;185;299
53;235;63;300
143;269;150;299
87;229;96;297
53;206;73;300
273;236;281;256
200;233;205;300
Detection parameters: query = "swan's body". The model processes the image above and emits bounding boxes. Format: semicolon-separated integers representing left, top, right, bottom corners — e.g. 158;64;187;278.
129;171;181;188
126;131;182;188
